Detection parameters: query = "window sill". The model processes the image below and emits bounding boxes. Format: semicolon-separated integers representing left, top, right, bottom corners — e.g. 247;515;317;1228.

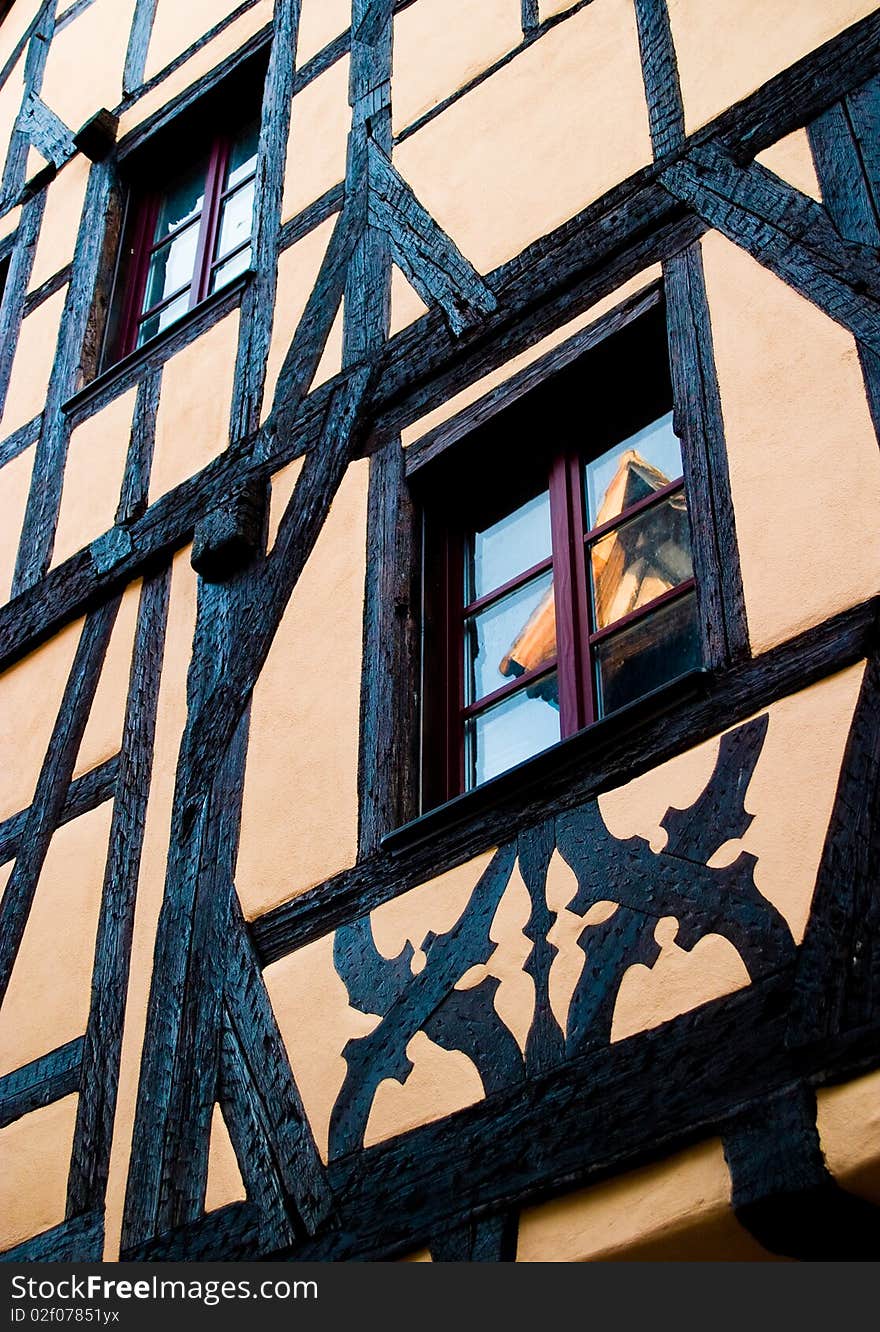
62;271;254;418
380;667;711;857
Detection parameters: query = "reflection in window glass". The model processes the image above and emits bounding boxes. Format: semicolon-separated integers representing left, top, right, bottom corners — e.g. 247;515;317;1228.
594;591;700;717
468;488;551;601
465;570;555;705
589;492;693;630
584;411;681;529
152;158;207;244
136;291;190;347
226;120;260;189
466;674;560;787
214;179;255;264
211;245;252;293
143;220;200;312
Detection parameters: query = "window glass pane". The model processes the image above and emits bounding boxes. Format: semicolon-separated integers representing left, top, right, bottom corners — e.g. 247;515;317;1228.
214;179;255;263
465;570;555;705
143;219;200;313
466;673;560;788
594;591;700;718
152;156;208;244
226;120;260;190
584;410;681;529
468;488;551;601
589;490;693;630
211;245;252;292
136;290;190;347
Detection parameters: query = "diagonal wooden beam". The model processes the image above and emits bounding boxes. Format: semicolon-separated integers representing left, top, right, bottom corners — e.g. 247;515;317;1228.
366;137;497;336
661;141;880;354
16;93;76;169
223;897;333;1236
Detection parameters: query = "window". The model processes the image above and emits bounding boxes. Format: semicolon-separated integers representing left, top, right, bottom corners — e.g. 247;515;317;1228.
106;113;259;361
419;302;702;807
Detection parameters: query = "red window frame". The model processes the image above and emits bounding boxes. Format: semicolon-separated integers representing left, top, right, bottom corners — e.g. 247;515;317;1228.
420;303;700;808
116;127;257;359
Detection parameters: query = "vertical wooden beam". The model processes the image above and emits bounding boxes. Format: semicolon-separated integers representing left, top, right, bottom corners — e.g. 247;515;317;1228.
808;85;880;442
116;366;161;524
723;1084;880;1260
228;0;302;440
663;242;750;667
633;0;684;161
0;192;46;423
13;160;115;592
348;0;405;854
122;0;159;97
429;1212;518;1261
520;1;540;37
66;567;170;1219
357;437;420;853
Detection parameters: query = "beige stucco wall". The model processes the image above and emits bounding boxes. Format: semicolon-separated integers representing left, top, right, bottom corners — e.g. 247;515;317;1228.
28;158;89;293
0;616;80;823
146;0;258;80
148;311;239;502
670;0;878;135
205;1104;247;1212
817;1069;880;1205
118;2;274;138
703;231;880;653
298;0;351;65
0;1095;79;1253
517;1138;780;1261
0;801;113;1077
394;0;651;274
52;389;137;569
260;216;341;419
282;56;350;224
0;286;65;440
236;458;369;915
38;0;135;135
392;0;521;135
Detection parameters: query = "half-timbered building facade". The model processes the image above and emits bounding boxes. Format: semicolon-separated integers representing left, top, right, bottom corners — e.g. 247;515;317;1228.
1;0;879;1262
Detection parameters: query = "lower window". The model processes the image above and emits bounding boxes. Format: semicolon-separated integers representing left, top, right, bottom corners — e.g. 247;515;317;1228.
418;301;702;806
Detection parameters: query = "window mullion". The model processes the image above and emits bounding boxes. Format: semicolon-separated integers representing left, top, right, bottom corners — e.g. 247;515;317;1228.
192;137;229;306
549;452;593;736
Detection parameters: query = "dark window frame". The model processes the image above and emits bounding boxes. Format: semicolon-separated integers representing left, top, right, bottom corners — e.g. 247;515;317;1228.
115;124;257;359
417;298;701;809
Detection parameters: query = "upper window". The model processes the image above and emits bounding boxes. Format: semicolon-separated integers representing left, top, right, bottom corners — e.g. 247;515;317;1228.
107;114;259;361
419;302;702;806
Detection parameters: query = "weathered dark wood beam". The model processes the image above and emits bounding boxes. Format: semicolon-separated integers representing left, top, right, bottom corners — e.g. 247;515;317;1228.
0;1037;83;1129
724;1084;880;1261
66;568;170;1218
661;142;880;355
